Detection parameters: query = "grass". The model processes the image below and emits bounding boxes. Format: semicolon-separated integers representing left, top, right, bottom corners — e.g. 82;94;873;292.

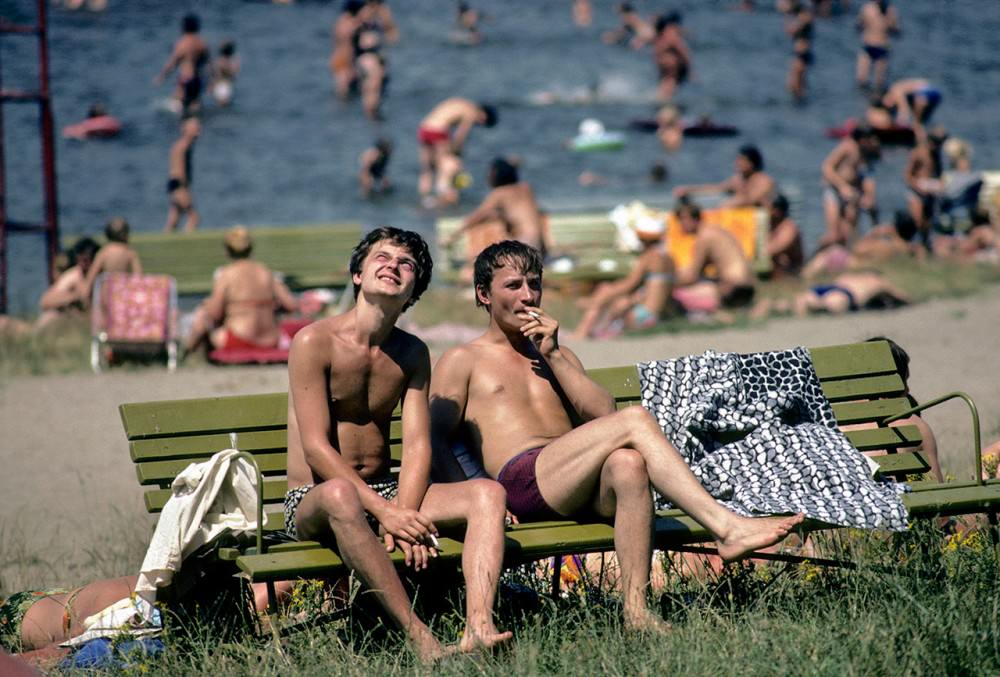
9;521;994;675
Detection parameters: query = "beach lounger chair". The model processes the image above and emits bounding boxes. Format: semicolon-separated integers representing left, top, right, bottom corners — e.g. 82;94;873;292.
118;340;1000;616
91;273;179;373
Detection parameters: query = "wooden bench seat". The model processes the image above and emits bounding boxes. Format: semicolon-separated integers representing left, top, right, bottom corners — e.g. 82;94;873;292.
120;340;997;597
67;222;362;295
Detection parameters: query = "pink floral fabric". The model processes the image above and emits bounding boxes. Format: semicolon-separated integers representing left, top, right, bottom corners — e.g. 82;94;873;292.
95;274;176;342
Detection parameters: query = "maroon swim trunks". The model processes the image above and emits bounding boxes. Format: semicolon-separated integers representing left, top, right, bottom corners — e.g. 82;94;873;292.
496;446;562;522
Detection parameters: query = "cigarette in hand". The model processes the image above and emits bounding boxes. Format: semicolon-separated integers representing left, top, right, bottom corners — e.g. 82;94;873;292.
527;311;540;320
429;533;440;549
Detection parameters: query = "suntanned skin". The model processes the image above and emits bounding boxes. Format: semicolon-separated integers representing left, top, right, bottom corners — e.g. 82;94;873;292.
164;118;200;233
330;9;360;98
794;270;909;315
418;98;488;201
673;155;775;208
430;256;803;633
184;257;298;353
571;242;673;339
83;242;141;302
820;135;879;246
449;181;549;255
856;0;899;90
674;211;755;294
286;239;510;660
37;251;94;329
904;138;942;238
154;25;209;113
767;209;804;277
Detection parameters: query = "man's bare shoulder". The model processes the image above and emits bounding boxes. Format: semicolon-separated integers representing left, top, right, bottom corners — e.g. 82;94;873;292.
386;326;431;369
436;341;480;371
290;316;340;357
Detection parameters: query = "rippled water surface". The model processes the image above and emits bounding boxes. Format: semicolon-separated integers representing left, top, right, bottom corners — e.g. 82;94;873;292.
3;0;999;312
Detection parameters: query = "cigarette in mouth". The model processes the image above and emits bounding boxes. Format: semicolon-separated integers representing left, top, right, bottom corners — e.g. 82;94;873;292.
429;533;440;549
527;311;540;319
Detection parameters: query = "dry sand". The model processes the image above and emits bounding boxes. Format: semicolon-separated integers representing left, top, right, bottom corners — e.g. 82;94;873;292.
2;286;999;588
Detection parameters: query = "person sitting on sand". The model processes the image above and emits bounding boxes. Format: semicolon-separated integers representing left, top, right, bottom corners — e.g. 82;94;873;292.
443;157;551;281
570;218;675;339
767;195;804;278
429;240;804;634
932;209;998;263
819;125;880;247
36;237;100;331
673;145;775;209
671;200;757;311
417;97;498;207
359;137;393;199
802;211;923;279
83;217;142;302
183;225;298;356
285;227;511;660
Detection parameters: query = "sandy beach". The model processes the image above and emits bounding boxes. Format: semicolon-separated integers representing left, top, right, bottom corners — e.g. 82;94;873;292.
2;286;999;589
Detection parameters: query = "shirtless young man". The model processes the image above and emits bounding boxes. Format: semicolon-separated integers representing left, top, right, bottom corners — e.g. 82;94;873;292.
417;98;497;206
285;227;510;660
672;201;757;310
819;125;880;247
444;157;550;261
767;195;804;277
429;241;803;632
855;0;899;92
154;14;210;116
330;1;363;99
164;117;200;233
183;225;298;355
83;217;142;301
904;127;946;243
673;145;775;209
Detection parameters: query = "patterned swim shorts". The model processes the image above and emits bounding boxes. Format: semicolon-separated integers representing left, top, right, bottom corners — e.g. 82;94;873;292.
283;478;399;540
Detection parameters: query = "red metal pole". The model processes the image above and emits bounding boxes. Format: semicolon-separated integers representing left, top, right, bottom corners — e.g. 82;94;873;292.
37;0;59;287
0;33;7;313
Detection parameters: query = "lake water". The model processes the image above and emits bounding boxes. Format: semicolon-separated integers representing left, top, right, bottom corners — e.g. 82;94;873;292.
3;0;999;314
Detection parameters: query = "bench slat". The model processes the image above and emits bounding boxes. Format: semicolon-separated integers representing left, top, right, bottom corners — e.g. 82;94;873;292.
810;342;896;379
902;481;1000;517
830;398;912;424
820;375;906;402
120;394;288;440
130;429;287;462
844;425;922;451
137;453;289;486
144;478;289;513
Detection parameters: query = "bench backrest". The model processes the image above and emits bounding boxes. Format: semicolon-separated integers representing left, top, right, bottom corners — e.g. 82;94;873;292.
66;223;362;295
121;341;921;520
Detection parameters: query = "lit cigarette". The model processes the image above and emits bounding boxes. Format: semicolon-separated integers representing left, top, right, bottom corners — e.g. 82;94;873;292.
429;533;440;549
527;311;540;319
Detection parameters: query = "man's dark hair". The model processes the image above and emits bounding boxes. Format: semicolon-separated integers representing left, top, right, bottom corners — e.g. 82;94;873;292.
220;41;236;57
479;103;498;128
349;226;432;310
71;236;100;265
772;194;789;216
473;240;543;308
182;13;200;33
343;0;364;14
104;217;130;243
867;336;909;384
893;210;917;241
738;144;764;172
490;157;518;187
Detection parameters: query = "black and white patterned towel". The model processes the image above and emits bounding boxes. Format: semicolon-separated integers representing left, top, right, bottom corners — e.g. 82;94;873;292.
638;347;909;531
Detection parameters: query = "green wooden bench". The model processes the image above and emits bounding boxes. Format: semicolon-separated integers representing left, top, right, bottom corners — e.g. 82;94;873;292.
66;222;363;295
119;340;999;608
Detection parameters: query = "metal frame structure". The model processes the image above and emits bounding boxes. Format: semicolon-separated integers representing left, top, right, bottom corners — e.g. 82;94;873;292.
0;0;59;313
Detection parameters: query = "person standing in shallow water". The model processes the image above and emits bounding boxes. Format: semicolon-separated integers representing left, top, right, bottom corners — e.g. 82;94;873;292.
154;13;210;116
856;0;900;92
784;0;814;102
164;116;201;233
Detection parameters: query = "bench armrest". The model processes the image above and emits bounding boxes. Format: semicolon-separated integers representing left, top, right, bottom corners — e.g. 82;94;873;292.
231;449;266;554
882;391;983;486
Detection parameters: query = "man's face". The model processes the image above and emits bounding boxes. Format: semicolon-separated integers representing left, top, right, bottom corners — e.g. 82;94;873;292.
478;263;542;329
354;239;418;304
735;154;752;176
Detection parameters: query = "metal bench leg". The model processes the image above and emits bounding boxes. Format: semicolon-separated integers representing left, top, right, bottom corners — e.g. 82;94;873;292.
988;510;1000;565
550;556;561;598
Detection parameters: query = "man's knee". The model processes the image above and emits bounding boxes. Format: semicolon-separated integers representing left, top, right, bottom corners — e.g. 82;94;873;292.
615;404;658;431
466;479;507;515
312;478;364;522
604;448;649;489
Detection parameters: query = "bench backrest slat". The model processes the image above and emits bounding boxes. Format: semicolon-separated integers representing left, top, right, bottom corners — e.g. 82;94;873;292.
123;341;925;516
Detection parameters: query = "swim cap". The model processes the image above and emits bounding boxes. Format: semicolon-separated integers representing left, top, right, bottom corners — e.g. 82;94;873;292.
578;118;605;138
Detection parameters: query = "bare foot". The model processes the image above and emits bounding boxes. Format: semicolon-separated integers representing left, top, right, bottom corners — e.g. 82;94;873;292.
458;628;514;653
624;608;672;636
716;513;805;562
415;638;460;665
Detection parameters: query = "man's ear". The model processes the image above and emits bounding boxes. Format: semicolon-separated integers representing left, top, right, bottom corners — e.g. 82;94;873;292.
475;284;490;307
352;270;363;289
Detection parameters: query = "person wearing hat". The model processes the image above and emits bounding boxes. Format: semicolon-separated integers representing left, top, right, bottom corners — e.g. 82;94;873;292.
183;225;299;356
570;215;675;339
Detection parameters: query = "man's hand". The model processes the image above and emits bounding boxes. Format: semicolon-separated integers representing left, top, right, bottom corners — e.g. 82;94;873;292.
519;306;559;356
387;539;438;571
377;504;438;546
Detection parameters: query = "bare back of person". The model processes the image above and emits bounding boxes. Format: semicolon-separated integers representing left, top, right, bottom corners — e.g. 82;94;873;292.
859;1;894;47
286;318;417;489
491;183;545;252
698;226;754;290
175;34;209;82
210;260;285;347
92;243;139;275
725;171;775;208
421;98;476;136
